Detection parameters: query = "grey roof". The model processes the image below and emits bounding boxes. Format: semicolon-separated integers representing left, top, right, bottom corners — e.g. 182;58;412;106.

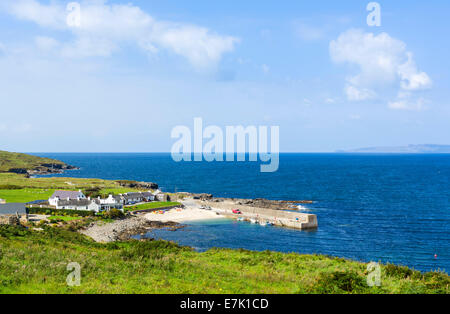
126;192;143;197
50;190;82;199
57;199;93;207
0;203;27;215
141;192;153;197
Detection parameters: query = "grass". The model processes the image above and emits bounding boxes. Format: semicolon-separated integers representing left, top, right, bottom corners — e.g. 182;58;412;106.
48;216;82;222
0;225;448;294
0;173;144;203
0;188;55;203
126;202;182;212
0;150;66;173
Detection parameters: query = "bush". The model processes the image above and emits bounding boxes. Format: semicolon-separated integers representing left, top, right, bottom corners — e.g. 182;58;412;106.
120;240;187;260
83;187;101;198
0;184;22;190
0;225;30;238
312;271;366;294
27;207;96;217
103;208;125;220
384;263;417;279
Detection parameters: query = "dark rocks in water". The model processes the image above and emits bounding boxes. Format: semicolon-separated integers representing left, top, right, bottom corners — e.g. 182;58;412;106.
212;197;314;210
192;193;213;200
25;163;79;176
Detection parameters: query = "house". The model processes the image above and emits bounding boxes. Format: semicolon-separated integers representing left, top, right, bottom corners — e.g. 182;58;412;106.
49;190;86;206
0;203;28;225
0;198;6;204
154;190;169;202
141;192;155;202
0;203;27;215
118;191;156;205
56;196;124;212
56;198;101;212
97;195;124;211
123;192;145;205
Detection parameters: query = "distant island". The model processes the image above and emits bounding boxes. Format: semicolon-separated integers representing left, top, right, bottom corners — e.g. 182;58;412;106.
337;144;450;154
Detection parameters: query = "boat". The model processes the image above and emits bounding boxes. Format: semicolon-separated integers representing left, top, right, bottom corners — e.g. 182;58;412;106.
250;218;257;224
237;217;245;222
259;221;268;226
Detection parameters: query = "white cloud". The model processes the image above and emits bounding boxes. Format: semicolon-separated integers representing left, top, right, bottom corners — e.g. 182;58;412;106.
345;85;375;101
398;52;432;91
388;94;428;111
3;0;66;28
2;0;239;69
330;29;432;108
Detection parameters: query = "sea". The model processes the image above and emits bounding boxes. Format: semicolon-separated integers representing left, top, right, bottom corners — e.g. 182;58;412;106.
32;153;450;273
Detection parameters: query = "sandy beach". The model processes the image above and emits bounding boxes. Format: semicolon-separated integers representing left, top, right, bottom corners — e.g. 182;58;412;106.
144;200;225;223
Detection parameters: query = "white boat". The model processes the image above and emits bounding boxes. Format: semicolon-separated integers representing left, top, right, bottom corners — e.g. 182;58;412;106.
237;217;245;222
259;221;268;227
250;218;257;224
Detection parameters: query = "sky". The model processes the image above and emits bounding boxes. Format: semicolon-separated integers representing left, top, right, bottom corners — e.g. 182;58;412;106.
0;0;449;152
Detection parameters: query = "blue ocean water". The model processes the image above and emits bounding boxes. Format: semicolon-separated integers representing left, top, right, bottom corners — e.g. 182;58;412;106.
33;153;450;273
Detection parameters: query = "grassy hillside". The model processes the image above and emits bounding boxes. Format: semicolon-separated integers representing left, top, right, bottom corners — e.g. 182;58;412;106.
0;151;67;173
0;173;143;203
0;225;448;294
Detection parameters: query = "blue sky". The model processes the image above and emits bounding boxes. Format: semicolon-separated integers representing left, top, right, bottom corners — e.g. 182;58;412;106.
0;0;449;152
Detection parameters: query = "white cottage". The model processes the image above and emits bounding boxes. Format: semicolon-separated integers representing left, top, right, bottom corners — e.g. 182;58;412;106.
49;190;86;206
56;198;101;212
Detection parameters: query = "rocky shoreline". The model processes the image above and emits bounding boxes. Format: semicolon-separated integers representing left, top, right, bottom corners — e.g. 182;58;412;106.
80;216;183;243
187;193;313;211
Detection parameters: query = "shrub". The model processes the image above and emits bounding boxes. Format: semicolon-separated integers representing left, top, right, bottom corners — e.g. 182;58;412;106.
0;184;22;190
120;240;187;261
103;208;125;220
384;263;418;279
312;271;366;294
0;225;30;238
27;207;96;217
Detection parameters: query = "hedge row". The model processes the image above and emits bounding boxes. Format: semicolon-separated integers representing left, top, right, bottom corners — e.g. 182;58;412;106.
27;207;96;217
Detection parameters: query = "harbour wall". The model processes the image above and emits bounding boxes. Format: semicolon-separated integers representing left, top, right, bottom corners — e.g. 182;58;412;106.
203;201;318;230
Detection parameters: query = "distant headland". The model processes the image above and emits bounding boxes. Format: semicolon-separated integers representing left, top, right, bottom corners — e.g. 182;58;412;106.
337;144;450;154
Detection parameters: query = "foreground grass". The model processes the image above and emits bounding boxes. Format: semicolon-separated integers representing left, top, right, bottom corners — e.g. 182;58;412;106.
0;226;448;294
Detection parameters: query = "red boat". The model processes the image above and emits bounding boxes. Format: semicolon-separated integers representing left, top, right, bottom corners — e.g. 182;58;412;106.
232;209;242;214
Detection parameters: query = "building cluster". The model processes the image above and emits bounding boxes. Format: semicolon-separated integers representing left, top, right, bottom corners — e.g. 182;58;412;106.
47;189;167;212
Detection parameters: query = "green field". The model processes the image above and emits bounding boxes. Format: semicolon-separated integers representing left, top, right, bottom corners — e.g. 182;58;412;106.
48;216;83;222
126;202;182;212
0;173;145;203
0;188;55;203
0;225;448;294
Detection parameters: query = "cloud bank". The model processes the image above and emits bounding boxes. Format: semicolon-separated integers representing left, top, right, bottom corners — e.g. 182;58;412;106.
330;29;431;110
2;0;239;69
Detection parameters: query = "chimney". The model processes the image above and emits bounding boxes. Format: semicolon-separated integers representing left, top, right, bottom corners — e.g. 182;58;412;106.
88;197;91;201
